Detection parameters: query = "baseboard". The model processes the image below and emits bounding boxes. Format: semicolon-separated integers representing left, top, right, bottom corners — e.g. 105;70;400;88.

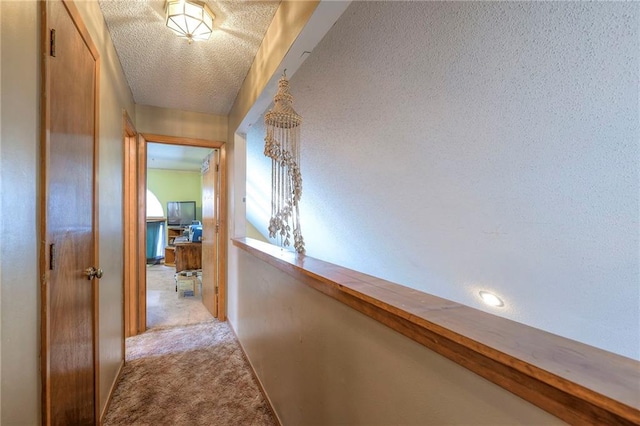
227;321;282;426
99;359;125;425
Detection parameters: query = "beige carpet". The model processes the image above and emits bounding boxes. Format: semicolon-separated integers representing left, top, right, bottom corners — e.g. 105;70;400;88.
146;264;213;329
103;265;277;425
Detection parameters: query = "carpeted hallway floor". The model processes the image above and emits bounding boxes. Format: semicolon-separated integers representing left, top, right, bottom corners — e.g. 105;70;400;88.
103;265;277;425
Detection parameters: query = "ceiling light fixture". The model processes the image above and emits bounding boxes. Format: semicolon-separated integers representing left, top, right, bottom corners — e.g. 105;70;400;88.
479;291;504;307
165;0;214;43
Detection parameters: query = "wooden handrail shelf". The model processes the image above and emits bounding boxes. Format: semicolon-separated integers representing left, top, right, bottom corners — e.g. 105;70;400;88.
233;237;640;425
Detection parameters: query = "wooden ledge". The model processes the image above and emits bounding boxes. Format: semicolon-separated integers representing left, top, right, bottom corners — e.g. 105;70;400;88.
233;237;640;425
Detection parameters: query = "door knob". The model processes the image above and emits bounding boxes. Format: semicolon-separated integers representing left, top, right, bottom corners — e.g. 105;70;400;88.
84;267;103;280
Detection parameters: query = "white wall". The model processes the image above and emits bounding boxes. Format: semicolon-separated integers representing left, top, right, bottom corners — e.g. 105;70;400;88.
135;104;227;142
246;2;640;359
246;220;267;242
0;2;40;423
235;249;563;425
227;133;247;327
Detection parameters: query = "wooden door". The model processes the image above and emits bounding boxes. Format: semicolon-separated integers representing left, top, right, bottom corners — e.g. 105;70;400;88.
41;1;100;424
137;138;147;331
201;151;219;316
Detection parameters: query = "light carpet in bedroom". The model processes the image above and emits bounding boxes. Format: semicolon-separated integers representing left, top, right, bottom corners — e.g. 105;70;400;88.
103;320;277;426
146;264;212;329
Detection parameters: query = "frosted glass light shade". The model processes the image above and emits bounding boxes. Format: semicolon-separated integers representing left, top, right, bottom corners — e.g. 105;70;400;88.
166;0;214;42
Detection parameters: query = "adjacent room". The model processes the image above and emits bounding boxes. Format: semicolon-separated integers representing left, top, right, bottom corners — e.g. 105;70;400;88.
145;143;215;329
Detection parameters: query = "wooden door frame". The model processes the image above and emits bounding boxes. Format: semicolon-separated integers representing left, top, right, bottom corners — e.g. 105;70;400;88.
123;133;227;335
122;113;138;338
136;137;147;331
39;0;101;423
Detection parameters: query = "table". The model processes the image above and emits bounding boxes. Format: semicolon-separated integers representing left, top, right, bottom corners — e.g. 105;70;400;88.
174;242;202;272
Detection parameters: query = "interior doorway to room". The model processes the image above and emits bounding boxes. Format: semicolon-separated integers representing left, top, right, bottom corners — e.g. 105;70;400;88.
123;134;226;337
146;144;214;329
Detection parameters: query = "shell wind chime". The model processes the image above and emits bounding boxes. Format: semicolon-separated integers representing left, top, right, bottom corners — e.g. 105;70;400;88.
264;73;305;254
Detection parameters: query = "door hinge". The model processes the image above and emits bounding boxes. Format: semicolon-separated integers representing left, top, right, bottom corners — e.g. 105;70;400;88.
49;243;55;270
50;29;56;57
215;223;219;233
215;164;219;172
215;285;219;295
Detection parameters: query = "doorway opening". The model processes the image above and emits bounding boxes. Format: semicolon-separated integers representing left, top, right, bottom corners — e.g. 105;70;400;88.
146;145;213;329
123;133;227;338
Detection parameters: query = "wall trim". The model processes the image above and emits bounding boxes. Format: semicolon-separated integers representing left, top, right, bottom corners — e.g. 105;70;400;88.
99;359;124;425
233;237;640;425
227;322;282;426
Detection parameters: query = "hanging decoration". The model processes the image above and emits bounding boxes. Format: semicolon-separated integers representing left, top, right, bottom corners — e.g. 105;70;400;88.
264;72;305;254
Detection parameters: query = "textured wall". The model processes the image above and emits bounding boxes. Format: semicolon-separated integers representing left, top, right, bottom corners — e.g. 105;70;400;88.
0;2;40;423
246;2;640;359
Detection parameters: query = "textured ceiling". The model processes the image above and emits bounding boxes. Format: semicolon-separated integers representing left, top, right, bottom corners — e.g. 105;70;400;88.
99;0;280;115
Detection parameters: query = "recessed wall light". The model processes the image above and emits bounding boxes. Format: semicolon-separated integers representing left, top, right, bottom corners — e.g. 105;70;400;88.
479;291;504;307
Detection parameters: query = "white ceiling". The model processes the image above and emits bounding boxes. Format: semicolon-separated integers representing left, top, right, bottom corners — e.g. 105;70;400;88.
147;143;213;171
98;0;280;116
99;0;280;170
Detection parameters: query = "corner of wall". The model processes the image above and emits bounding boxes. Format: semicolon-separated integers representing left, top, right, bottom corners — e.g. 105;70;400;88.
225;132;247;329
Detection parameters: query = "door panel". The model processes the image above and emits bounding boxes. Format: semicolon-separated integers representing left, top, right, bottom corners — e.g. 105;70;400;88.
137;139;147;331
202;151;218;316
43;0;99;424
